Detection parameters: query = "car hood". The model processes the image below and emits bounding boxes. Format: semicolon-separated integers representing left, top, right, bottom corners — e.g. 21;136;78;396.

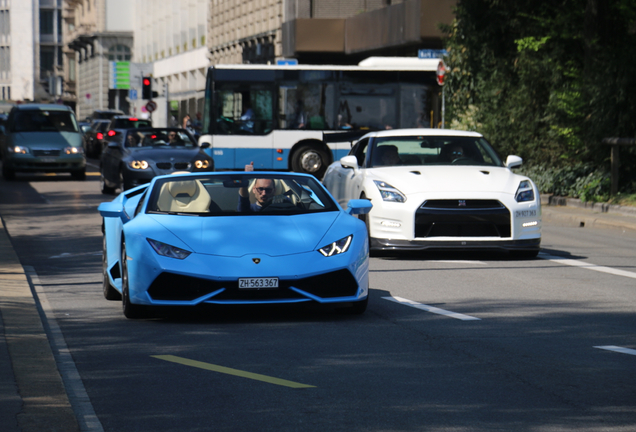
369;165;527;195
10;131;82;148
125;147;203;160
154;212;340;257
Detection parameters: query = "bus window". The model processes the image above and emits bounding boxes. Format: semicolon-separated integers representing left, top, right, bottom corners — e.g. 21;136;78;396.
279;83;334;130
401;85;431;128
336;84;397;131
215;88;273;135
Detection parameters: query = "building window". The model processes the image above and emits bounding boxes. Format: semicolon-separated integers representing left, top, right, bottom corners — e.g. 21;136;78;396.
69;57;75;81
108;44;131;61
40;46;55;79
40;10;54;35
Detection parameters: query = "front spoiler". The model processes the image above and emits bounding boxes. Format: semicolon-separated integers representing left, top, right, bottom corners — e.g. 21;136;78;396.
370;237;541;252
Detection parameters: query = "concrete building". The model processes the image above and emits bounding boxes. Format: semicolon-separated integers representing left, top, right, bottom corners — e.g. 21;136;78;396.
0;0;67;104
64;0;134;120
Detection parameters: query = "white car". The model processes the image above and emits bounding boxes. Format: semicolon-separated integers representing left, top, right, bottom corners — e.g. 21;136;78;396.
322;129;541;257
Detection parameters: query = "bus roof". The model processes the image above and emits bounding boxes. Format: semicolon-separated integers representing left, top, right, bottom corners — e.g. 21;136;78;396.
210;57;440;72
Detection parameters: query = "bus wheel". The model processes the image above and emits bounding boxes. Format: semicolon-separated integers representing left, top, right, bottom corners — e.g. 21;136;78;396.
291;144;328;178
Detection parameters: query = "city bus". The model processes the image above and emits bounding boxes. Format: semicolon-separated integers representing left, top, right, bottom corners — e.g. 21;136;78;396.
200;57;442;178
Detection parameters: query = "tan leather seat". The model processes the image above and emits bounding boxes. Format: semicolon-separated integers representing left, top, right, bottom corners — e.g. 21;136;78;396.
156;180;211;213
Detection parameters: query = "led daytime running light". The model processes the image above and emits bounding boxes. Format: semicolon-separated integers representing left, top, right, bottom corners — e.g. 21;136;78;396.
319;235;353;257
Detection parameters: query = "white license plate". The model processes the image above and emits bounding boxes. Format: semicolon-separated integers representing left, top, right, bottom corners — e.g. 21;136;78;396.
39;157;57;163
238;277;279;289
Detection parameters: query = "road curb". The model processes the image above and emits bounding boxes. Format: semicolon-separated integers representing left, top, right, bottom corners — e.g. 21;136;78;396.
0;216;80;432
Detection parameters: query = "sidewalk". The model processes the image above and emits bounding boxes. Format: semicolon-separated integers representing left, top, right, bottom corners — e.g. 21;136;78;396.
0;217;80;432
0;198;635;431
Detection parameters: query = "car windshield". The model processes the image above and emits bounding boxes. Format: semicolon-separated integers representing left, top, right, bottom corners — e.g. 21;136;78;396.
369;136;504;167
112;118;152;128
125;129;197;148
12;110;78;133
146;174;339;216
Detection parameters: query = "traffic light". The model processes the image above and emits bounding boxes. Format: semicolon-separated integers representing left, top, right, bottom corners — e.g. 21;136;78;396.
142;76;152;99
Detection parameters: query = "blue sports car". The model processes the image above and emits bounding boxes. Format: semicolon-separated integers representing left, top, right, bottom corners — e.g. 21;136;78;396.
98;171;372;318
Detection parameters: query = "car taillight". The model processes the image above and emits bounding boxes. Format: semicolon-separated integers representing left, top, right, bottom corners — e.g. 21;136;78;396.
96;132;103;139
129;118;138;121
107;130;116;137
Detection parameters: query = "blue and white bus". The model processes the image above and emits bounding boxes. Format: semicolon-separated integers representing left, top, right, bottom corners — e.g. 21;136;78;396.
200;57;442;177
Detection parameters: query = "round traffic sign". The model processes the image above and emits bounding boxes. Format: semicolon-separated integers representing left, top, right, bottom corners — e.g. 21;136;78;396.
145;100;157;112
436;60;446;86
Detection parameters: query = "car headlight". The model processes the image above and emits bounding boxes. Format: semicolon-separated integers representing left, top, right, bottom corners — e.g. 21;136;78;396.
318;235;353;257
9;145;29;154
194;159;210;169
129;160;150;170
515;180;535;202
64;146;84;155
147;238;191;259
373;180;406;203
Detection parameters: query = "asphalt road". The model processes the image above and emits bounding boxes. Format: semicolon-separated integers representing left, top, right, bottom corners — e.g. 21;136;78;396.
1;164;636;432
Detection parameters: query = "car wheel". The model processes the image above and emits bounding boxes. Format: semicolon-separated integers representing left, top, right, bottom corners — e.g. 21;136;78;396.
100;173;115;194
291;144;329;178
2;163;15;180
337;297;368;315
121;240;144;319
102;235;121;300
70;169;86;180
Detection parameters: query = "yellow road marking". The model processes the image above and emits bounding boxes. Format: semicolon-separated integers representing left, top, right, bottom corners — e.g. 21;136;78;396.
151;355;315;389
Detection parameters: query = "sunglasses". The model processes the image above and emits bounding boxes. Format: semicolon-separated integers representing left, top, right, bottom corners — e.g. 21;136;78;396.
255;187;273;193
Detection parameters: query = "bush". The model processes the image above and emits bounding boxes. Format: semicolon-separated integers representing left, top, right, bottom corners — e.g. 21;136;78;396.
519;164;611;202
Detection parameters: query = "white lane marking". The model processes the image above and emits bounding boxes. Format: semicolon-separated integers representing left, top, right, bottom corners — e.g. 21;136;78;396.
382;296;481;321
24;266;104;432
594;346;636;356
539;253;636;279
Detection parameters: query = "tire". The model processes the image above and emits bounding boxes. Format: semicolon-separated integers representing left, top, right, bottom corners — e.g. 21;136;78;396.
337;297;368;315
118;168;130;191
70;169;86;180
291;144;329;178
121;240;144;319
2;163;15;180
102;235;121;300
100;173;116;194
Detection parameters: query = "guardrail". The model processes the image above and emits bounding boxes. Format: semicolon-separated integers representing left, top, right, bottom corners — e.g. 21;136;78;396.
602;138;636;195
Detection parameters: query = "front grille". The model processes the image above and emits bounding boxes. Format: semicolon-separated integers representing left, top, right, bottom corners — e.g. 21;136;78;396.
155;162;191;170
147;269;359;302
33;149;61;157
415;200;511;238
421;199;504;209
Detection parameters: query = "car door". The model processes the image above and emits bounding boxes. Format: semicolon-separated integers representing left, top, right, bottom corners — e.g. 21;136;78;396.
343;138;370;201
101;134;125;183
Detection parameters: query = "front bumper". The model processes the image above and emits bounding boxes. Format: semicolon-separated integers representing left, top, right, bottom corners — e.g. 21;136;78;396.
370;237;541;252
5;153;86;172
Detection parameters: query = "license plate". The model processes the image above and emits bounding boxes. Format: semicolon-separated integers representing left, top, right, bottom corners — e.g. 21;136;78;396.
238;277;279;289
39;157;57;163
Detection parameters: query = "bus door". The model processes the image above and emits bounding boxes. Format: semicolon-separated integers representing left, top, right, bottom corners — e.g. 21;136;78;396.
211;88;274;170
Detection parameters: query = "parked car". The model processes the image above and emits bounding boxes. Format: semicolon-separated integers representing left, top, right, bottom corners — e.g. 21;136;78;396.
98;171;372;318
322;128;542;257
0;104;86;180
83;119;111;158
100;127;214;193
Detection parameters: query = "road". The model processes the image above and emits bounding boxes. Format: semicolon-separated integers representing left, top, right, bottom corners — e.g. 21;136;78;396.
1;164;636;432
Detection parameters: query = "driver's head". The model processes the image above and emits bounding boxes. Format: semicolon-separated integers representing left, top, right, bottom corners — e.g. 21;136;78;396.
449;145;464;159
168;131;177;141
252;178;275;206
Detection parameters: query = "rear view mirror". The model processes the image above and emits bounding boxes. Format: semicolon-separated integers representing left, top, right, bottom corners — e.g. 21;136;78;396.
506;155;523;169
340;155;359;169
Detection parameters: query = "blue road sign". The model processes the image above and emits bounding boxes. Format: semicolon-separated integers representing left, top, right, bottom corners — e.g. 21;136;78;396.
277;59;298;65
129;89;138;100
418;49;447;59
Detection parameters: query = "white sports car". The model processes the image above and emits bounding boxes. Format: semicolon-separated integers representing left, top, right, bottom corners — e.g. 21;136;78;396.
322;129;541;257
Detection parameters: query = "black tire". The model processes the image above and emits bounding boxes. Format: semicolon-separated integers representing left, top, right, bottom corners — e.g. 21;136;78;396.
291;144;329;178
103;235;121;300
121;240;144;319
100;173;116;194
70;169;86;180
2;163;15;180
118;168;130;191
337;297;368;315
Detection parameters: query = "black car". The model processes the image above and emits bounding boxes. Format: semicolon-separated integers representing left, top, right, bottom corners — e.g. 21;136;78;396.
106;115;152;136
99;127;214;193
83;119;110;158
90;109;124;121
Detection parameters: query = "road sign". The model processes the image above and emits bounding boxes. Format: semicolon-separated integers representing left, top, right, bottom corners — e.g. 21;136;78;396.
145;100;157;113
436;60;447;86
418;49;447;59
129;89;138;100
277;59;298;65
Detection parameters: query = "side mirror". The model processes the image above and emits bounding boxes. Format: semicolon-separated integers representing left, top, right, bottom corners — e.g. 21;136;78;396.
506;155;523;169
340;155;359;169
346;199;372;215
199;142;210;149
97;202;130;224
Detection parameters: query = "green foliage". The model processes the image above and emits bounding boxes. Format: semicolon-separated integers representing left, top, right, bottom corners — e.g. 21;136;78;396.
443;0;636;192
519;164;611;202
